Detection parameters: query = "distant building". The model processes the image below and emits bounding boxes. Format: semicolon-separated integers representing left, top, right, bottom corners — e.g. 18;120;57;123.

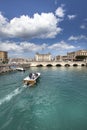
62;56;68;61
76;50;87;56
55;55;68;61
35;53;51;61
0;51;8;63
55;55;63;61
67;52;76;61
67;50;87;61
10;58;28;64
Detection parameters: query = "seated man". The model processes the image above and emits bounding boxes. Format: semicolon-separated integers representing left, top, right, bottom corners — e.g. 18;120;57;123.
29;73;32;78
32;73;36;79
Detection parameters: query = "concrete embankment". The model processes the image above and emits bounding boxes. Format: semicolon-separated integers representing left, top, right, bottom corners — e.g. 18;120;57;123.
0;64;16;74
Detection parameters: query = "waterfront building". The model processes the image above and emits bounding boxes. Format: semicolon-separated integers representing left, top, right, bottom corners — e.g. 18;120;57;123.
35;53;51;61
10;58;29;64
67;52;76;61
76;50;87;56
55;55;68;61
67;50;87;61
0;51;8;63
55;55;63;61
62;56;68;61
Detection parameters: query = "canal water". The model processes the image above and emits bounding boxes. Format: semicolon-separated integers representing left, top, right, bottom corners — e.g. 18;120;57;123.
0;67;87;130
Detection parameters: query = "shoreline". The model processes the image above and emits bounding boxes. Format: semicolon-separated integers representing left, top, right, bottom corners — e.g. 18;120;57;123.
0;65;16;74
0;68;16;74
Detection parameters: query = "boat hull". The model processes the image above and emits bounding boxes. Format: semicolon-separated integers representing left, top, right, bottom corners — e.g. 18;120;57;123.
24;80;36;85
23;72;40;86
16;67;25;71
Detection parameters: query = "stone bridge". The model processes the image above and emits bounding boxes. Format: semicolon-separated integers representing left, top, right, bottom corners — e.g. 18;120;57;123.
29;61;86;67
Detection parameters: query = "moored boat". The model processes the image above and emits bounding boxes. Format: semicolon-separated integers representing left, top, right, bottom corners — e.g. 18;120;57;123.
23;72;40;86
16;67;25;71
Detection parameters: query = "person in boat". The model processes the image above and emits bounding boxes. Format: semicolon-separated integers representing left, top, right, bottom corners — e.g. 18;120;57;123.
29;73;32;78
29;73;36;79
32;73;36;79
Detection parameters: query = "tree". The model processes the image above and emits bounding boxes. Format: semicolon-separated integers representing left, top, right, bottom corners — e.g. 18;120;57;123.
75;55;87;61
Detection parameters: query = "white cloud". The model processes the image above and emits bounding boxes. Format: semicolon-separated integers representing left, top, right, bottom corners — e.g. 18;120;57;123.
0;12;62;39
20;42;47;52
68;35;87;41
55;0;58;5
55;5;65;18
0;41;48;53
0;12;8;25
48;41;75;50
80;25;86;29
0;41;22;52
80;24;87;29
67;15;76;20
0;40;76;56
80;19;87;30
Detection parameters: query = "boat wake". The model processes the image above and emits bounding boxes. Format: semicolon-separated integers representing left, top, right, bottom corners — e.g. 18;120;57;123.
0;85;26;106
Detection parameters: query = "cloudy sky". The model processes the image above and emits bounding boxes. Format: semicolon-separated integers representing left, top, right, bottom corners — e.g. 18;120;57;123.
0;0;87;58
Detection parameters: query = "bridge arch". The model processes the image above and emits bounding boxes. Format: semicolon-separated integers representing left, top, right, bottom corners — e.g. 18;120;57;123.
73;64;78;67
56;64;62;67
81;64;85;67
46;64;53;67
65;64;70;67
36;64;43;67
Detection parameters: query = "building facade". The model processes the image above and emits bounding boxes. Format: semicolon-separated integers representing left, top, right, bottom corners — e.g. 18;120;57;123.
10;58;29;64
35;53;51;61
76;50;87;56
67;52;76;61
67;50;87;61
55;55;68;61
55;55;63;61
0;51;8;63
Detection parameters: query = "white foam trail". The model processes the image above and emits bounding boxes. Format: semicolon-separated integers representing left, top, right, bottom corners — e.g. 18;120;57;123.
0;85;25;106
22;84;27;88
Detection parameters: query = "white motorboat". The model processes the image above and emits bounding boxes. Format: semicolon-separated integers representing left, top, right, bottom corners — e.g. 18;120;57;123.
23;72;40;86
16;67;25;71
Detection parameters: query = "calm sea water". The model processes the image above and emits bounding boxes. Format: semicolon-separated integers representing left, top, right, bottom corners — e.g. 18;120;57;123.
0;67;87;130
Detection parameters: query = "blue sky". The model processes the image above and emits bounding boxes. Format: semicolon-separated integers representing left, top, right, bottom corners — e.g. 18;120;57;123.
0;0;87;58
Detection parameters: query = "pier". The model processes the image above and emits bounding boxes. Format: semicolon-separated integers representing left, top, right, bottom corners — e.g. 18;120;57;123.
0;64;13;73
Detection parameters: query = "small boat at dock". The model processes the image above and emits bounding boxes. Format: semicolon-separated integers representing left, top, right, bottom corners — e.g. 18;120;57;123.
16;67;25;71
23;72;40;86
